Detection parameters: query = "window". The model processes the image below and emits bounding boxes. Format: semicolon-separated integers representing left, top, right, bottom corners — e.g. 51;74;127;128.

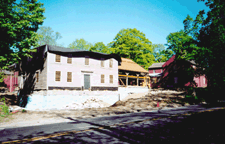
55;71;61;81
85;57;89;65
67;57;72;64
55;54;60;62
67;72;72;82
174;77;178;84
36;72;39;82
101;59;104;67
203;77;205;84
110;75;113;83
101;74;104;83
153;70;155;73
109;59;113;68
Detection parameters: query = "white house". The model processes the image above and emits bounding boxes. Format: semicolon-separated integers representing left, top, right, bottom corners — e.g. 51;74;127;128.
18;44;121;109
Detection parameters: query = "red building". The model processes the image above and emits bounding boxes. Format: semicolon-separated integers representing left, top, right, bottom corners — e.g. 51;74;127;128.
149;55;207;88
2;70;19;92
148;62;165;88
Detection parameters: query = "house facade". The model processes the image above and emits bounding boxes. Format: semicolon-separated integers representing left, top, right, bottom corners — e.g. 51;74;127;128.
15;45;122;109
19;44;121;93
148;62;165;87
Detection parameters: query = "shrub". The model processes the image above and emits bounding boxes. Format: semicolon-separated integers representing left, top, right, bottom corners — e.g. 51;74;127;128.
0;97;10;117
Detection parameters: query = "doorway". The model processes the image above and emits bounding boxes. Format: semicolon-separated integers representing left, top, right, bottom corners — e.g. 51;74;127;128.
84;74;90;90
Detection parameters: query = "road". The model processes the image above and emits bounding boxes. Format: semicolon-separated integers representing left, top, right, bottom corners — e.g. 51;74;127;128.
1;104;225;144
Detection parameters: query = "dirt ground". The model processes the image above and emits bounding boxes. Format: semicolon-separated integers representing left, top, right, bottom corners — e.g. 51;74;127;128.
0;89;199;128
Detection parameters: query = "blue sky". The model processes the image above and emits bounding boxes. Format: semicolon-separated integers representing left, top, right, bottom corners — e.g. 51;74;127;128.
38;0;209;48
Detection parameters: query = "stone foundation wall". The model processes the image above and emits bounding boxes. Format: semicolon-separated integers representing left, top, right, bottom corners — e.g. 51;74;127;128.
25;87;149;110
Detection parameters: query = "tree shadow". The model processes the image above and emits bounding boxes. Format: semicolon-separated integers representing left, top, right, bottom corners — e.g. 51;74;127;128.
2;108;225;144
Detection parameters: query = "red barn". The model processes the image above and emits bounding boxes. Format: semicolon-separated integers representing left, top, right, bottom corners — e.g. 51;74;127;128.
149;55;207;88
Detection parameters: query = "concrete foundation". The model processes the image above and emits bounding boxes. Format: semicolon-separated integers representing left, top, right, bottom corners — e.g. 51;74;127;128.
25;86;149;110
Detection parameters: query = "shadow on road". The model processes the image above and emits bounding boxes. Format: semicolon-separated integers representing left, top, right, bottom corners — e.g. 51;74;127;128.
1;106;225;144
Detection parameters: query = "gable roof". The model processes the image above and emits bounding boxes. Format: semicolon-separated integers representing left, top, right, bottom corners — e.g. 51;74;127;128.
118;58;148;73
31;44;121;63
162;55;196;68
148;62;165;69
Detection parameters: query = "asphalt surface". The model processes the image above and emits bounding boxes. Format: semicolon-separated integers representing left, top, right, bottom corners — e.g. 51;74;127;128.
1;104;225;144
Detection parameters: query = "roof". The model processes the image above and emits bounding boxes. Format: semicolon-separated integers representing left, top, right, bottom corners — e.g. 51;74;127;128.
148;62;165;69
0;70;14;75
32;44;121;63
118;58;148;73
163;55;196;68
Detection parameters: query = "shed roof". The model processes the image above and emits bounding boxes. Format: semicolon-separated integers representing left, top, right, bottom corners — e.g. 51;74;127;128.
148;62;165;69
118;58;148;73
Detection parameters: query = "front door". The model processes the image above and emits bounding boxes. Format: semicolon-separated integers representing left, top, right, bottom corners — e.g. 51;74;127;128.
84;74;90;90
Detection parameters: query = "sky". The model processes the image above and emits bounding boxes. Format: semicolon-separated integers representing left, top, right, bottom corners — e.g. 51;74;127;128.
38;0;209;48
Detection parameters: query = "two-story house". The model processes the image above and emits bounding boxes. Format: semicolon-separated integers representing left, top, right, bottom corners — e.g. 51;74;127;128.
16;44;122;109
19;44;121;93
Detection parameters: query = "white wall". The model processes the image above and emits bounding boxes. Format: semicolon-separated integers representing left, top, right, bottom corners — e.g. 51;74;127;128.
47;52;118;89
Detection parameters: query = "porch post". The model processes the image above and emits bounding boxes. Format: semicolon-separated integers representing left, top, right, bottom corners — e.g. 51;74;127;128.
10;73;12;92
126;73;129;87
137;74;139;86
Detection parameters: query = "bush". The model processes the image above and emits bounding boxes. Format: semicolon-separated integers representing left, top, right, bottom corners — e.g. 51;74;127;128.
0;97;10;117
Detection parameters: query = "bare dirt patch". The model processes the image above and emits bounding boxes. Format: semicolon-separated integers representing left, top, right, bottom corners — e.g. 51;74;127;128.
0;89;200;128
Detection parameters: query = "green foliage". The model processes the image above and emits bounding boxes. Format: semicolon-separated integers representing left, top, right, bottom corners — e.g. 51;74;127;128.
0;0;45;70
0;72;6;83
0;97;10;117
152;44;174;62
89;42;111;54
36;26;62;46
109;28;155;69
68;38;93;50
169;0;225;96
22;109;26;113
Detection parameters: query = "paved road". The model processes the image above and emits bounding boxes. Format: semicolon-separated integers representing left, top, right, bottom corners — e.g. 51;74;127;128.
1;104;225;143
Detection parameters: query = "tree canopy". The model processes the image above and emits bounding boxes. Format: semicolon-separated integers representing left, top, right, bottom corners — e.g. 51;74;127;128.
166;0;225;101
109;28;155;69
68;38;93;50
0;0;45;69
89;42;110;54
152;44;174;62
36;26;62;46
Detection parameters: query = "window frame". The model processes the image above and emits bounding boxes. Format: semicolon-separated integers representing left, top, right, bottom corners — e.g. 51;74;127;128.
55;71;61;81
101;74;104;83
67;55;72;64
55;54;61;62
110;75;113;84
36;72;39;82
109;59;113;68
85;57;89;65
101;58;104;67
67;72;72;82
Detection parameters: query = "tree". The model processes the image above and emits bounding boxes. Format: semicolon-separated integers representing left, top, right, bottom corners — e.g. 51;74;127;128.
68;38;93;50
36;26;62;46
89;42;110;54
166;0;225;101
0;0;45;70
108;28;155;69
152;44;174;62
